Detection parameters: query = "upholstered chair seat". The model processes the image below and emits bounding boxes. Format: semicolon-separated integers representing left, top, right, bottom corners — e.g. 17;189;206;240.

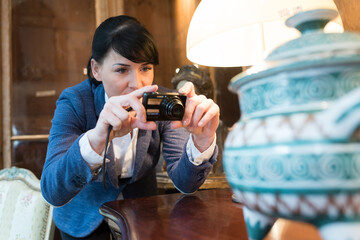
0;167;54;240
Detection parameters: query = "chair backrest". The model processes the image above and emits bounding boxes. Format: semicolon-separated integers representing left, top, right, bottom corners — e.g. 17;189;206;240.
0;167;55;240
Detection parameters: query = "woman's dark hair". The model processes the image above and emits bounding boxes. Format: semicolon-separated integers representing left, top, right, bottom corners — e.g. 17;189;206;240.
87;15;159;85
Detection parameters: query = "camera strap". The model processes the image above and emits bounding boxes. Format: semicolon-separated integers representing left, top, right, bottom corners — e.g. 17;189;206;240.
102;126;112;189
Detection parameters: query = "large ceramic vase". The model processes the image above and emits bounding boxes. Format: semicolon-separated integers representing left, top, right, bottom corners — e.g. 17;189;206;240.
223;9;360;240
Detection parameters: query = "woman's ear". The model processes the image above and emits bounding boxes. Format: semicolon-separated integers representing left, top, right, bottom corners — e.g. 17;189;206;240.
91;59;102;82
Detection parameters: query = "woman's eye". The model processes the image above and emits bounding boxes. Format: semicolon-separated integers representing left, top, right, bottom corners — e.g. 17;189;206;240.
116;68;128;73
142;66;152;72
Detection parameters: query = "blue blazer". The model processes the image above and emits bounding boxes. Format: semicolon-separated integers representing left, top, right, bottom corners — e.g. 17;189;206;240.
40;79;217;237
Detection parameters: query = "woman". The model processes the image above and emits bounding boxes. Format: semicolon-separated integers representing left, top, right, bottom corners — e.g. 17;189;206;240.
41;15;219;239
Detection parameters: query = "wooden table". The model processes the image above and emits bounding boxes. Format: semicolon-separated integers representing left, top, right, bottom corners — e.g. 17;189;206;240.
99;189;322;240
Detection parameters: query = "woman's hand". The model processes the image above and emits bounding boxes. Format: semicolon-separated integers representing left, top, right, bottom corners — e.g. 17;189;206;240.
87;85;158;154
171;82;220;152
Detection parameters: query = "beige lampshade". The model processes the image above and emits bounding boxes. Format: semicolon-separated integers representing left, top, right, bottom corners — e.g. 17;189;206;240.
186;0;343;67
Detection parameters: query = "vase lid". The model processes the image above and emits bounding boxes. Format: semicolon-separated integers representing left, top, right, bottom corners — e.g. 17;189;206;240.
230;9;360;90
267;9;360;61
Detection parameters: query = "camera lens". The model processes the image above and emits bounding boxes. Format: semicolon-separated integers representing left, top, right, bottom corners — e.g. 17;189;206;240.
160;96;185;119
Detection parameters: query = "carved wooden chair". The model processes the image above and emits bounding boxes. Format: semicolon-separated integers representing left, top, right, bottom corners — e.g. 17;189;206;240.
0;166;55;240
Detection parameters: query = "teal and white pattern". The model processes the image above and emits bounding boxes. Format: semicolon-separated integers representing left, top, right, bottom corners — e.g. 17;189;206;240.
237;67;360;118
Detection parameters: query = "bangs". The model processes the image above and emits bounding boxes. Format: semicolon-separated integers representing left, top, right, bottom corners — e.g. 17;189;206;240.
111;25;159;65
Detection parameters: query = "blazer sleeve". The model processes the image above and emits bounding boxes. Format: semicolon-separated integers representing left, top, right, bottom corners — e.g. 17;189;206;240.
41;87;95;206
159;121;218;193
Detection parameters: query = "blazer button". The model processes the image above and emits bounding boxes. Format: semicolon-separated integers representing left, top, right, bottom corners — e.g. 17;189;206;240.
197;173;205;181
72;175;86;188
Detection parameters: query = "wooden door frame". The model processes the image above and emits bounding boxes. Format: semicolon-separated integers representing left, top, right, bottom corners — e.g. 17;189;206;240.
1;0;11;169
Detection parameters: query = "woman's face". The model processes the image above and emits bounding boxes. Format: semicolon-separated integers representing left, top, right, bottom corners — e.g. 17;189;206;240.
92;49;154;97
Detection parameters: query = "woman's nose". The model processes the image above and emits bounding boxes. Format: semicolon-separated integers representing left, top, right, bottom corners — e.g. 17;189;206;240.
128;72;143;89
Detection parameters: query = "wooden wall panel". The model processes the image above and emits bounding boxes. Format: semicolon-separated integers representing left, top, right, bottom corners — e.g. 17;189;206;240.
95;0;124;27
10;0;95;176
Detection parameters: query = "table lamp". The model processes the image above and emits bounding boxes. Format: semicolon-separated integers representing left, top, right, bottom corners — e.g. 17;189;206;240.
186;0;343;67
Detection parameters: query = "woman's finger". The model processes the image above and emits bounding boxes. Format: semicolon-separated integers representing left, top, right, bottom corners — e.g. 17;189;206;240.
130;84;158;98
198;102;219;128
190;98;213;127
105;101;132;121
178;82;196;98
131;119;157;130
98;108;123;131
182;94;207;126
170;120;183;129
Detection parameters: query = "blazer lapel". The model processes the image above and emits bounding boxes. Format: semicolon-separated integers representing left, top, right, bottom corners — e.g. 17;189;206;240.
93;83;105;118
104;141;122;188
132;129;153;182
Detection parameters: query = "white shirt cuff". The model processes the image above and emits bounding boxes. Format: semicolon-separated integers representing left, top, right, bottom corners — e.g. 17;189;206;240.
79;132;104;169
186;134;217;166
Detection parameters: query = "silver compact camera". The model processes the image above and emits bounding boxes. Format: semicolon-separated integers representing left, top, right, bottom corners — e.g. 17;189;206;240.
142;92;187;121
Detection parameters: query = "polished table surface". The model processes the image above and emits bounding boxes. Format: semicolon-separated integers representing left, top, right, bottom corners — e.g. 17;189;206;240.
99;189;322;240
